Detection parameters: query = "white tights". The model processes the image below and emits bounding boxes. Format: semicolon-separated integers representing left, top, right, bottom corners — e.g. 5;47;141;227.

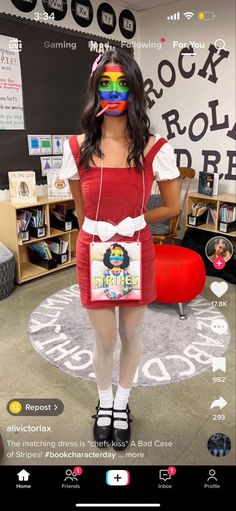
86;306;147;426
86;305;147;389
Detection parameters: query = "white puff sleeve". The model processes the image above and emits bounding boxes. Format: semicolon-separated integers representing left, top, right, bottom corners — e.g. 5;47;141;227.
152;135;180;181
59;139;79;181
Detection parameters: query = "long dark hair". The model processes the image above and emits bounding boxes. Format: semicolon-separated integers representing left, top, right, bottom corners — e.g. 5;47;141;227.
79;48;151;172
103;243;130;269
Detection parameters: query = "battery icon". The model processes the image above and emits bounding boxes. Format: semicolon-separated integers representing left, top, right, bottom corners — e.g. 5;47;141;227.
198;11;216;20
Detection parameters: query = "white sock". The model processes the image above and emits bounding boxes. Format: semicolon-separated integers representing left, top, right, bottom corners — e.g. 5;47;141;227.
97;386;113;427
113;384;131;430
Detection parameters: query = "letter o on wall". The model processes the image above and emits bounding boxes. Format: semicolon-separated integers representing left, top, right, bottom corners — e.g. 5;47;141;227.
158;60;176;87
189;112;209;141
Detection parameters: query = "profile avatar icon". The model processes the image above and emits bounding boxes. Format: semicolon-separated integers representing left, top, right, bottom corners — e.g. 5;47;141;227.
207;433;231;457
205;236;233;264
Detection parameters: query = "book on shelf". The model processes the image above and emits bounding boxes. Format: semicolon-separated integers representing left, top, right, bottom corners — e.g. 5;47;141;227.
46;238;68;255
191;202;212;217
8;171;37;203
50;204;75;231
50;204;67;222
17;210;32;232
220;203;236;223
188;202;217;227
206;206;217;225
50;204;76;222
198;171;219;196
28;206;45;228
17;209;32;242
28;242;52;260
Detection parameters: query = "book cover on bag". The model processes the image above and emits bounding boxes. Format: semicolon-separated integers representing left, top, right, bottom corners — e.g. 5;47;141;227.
90;242;142;301
8;171;37;203
198;171;219;196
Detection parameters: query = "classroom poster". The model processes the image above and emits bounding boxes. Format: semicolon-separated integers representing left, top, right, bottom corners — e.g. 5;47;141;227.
0;34;24;129
8;171;37;202
40;156;63;176
47;169;72;199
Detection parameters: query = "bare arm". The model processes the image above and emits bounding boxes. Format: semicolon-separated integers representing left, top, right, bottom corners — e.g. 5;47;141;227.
144;179;181;225
68;179;84;229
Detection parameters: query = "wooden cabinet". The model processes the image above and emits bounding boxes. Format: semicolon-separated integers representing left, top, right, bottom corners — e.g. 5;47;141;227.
186;192;236;243
0;196;78;284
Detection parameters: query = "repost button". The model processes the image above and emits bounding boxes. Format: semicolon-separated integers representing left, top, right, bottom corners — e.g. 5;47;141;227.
7;398;64;416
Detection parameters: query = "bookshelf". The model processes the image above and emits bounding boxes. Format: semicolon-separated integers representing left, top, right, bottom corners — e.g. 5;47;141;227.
0;196;78;284
186;192;236;241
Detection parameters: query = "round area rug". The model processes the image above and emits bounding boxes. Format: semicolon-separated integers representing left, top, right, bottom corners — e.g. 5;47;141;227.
28;285;231;387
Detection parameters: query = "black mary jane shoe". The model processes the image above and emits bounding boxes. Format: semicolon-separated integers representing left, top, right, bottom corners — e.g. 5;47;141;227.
91;401;113;448
112;404;133;451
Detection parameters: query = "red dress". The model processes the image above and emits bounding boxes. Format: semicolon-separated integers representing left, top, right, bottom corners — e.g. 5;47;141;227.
69;135;167;309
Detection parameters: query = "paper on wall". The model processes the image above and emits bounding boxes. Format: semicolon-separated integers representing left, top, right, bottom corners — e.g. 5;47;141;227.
0;35;24;130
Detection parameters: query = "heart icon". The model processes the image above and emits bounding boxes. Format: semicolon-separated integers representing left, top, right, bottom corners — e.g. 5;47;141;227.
210;281;228;297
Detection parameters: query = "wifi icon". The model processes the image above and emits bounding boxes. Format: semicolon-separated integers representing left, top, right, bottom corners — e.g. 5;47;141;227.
183;11;194;20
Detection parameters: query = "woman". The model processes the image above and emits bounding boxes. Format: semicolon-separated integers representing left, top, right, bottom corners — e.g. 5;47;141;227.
208;238;232;262
60;48;180;450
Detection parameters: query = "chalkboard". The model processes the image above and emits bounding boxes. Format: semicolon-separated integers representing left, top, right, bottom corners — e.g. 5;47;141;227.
0;13;131;189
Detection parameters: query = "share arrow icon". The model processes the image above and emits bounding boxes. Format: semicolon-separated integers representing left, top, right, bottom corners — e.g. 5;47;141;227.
210;397;227;410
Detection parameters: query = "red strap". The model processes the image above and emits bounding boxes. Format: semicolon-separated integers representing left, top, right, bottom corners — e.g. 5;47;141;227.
69;135;81;169
145;137;167;164
68;135;167;169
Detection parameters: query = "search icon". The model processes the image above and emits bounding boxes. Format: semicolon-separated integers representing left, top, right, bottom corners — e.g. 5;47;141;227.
214;39;226;50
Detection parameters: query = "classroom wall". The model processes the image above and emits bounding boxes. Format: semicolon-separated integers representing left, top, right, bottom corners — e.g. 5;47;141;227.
1;0;235;236
136;0;236;196
0;0;140;201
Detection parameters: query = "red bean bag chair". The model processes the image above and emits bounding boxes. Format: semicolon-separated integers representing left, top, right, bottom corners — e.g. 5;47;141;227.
154;245;206;319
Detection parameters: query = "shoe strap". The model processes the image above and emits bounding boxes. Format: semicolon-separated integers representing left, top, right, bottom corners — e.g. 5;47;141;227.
113;407;132;423
96;404;113;411
92;413;112;420
113;416;133;424
113;408;130;413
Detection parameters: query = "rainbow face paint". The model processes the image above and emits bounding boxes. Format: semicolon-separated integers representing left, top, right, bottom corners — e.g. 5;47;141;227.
97;65;129;116
109;247;124;266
